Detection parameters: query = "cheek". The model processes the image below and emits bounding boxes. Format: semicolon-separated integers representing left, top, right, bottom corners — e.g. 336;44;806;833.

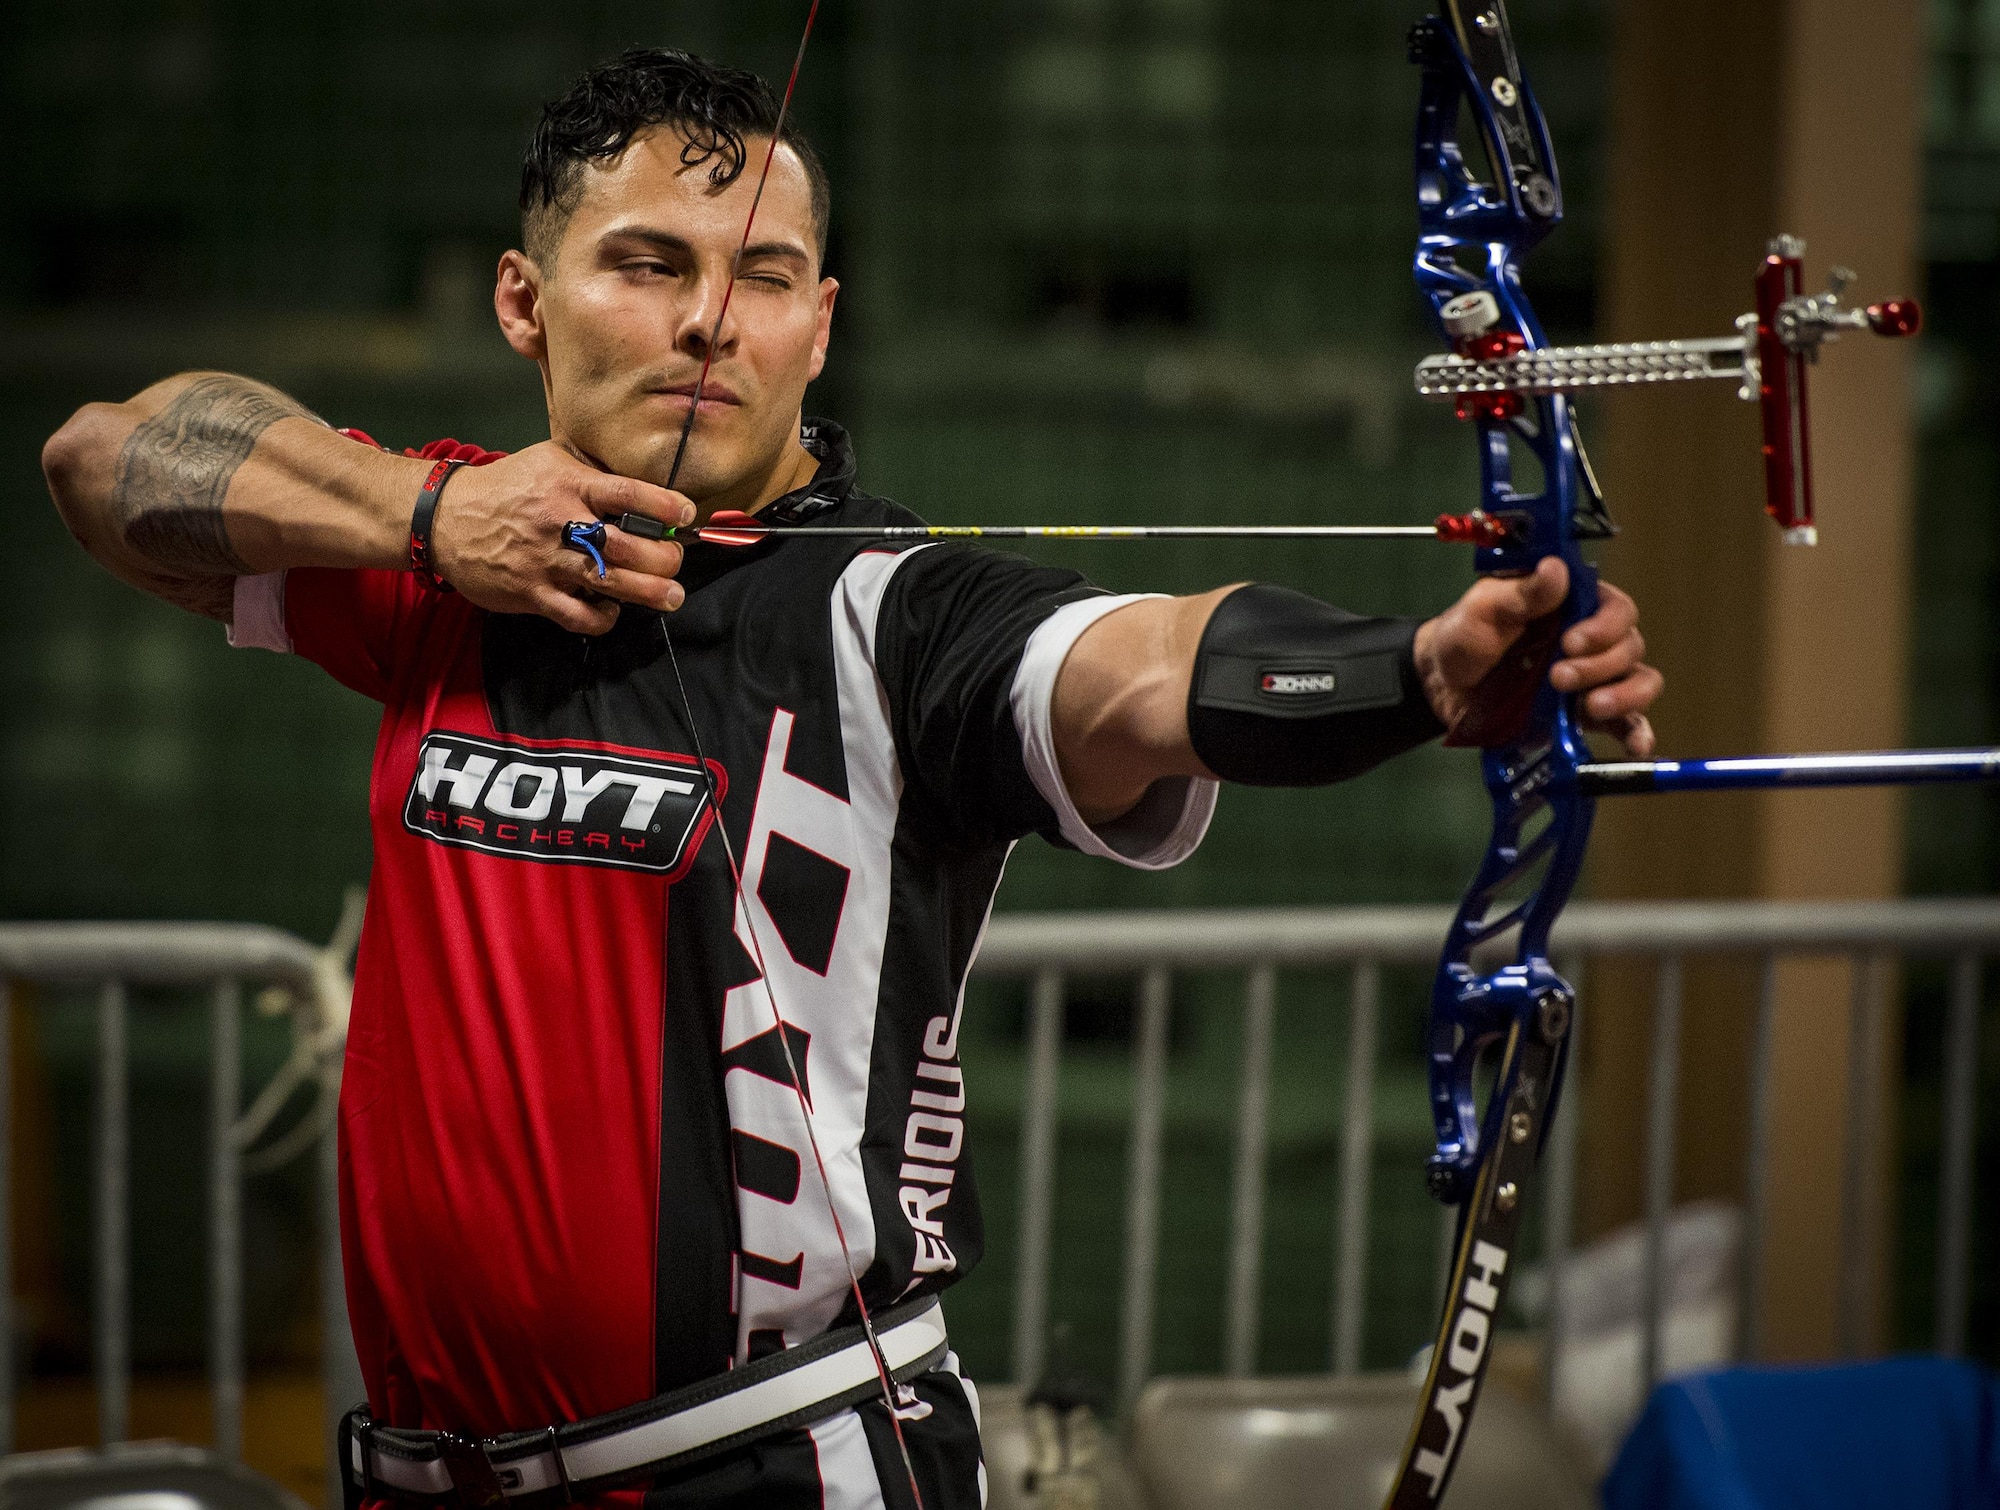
570;339;622;389
551;284;659;387
759;300;828;378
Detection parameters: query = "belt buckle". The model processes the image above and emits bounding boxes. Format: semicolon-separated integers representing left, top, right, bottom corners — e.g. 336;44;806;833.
433;1430;509;1509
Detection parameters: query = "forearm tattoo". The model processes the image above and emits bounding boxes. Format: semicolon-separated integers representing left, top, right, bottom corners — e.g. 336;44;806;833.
110;375;319;575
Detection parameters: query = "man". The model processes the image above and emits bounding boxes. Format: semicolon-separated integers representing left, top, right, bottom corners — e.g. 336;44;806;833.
42;48;1660;1510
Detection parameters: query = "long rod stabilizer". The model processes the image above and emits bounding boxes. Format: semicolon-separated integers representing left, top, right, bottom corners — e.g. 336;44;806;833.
1580;747;2000;796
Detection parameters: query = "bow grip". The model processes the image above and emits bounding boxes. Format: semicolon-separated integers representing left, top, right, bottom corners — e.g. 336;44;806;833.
1441;612;1564;749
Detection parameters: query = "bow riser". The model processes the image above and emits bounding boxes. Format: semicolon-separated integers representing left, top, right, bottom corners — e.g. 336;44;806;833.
1390;9;1595;1502
1411;4;1594;1205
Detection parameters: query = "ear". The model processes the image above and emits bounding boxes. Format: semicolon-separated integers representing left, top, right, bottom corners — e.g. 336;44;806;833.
495;249;547;361
806;277;839;382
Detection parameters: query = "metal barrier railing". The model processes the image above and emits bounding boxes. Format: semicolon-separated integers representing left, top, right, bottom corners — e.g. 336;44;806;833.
0;898;1989;1486
970;898;1998;1411
0;915;363;1509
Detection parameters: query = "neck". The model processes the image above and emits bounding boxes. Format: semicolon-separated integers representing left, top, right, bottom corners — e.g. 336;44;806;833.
698;429;820;521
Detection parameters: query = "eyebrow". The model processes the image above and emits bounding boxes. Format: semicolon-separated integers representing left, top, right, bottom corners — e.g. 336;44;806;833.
601;225;811;269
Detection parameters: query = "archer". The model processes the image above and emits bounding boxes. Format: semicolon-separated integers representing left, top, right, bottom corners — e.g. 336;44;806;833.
41;48;1659;1510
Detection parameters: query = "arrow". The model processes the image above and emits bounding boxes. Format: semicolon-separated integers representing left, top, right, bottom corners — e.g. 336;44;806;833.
560;509;1514;574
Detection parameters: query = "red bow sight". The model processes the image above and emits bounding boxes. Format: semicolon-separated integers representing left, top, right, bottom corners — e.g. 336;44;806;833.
1416;237;1921;545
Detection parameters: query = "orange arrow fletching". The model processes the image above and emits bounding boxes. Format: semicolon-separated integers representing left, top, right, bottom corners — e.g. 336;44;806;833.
692;510;770;547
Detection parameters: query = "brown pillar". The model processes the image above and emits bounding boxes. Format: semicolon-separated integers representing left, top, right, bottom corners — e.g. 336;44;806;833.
1582;0;1923;1360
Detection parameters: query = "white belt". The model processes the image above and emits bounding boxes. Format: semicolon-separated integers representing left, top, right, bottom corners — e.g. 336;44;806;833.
345;1297;949;1505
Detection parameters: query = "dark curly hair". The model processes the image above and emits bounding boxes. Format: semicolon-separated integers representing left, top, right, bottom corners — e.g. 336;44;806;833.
519;48;830;266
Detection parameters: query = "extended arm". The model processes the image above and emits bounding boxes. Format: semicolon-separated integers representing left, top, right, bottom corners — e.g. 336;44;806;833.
1051;560;1662;824
42;371;696;633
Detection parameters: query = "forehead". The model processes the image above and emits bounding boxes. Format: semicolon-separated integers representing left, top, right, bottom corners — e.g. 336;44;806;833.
565;123;816;248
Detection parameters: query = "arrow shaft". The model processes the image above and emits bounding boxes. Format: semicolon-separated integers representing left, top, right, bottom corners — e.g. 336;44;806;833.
685;523;1446;540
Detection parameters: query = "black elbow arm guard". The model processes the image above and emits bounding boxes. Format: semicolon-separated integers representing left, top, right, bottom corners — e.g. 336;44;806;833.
1186;583;1446;787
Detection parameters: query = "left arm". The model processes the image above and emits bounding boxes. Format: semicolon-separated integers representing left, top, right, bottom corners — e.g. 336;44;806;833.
1051;558;1660;825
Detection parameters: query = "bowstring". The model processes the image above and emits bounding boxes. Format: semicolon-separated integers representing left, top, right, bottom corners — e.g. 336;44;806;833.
654;6;931;1503
665;0;821;494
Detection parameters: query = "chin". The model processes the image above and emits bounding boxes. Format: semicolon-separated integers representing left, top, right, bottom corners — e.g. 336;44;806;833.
568;405;751;499
659;443;744;502
569;426;681;489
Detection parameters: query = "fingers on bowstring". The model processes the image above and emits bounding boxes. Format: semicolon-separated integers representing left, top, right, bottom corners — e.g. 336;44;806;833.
598;528;685;587
582;471;696;529
554;545;685;615
596;566;686;614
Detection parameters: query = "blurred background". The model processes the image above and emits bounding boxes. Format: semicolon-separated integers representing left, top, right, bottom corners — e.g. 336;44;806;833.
0;0;1994;1502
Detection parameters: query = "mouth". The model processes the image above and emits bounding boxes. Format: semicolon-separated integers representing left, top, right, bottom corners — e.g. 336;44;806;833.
649;379;742;411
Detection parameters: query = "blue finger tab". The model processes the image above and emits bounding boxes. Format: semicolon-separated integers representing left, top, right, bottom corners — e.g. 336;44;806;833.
560;521;609;579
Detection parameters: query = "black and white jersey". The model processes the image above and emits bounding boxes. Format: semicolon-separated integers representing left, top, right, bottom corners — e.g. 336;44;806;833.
230;418;1215;1505
627;419;1217;1368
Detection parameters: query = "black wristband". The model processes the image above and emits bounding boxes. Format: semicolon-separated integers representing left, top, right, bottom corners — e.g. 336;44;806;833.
408;458;467;592
1187;583;1446;787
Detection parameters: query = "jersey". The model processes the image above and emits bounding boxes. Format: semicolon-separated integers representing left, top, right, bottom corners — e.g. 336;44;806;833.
229;420;1218;1507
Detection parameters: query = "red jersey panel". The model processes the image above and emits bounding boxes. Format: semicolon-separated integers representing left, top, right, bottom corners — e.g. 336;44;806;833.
303;565;697;1435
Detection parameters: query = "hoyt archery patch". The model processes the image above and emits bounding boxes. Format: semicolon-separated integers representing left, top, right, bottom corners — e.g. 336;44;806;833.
402;731;718;876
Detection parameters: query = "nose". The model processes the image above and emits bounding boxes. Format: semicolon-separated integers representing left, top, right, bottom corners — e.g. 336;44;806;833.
674;258;740;364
